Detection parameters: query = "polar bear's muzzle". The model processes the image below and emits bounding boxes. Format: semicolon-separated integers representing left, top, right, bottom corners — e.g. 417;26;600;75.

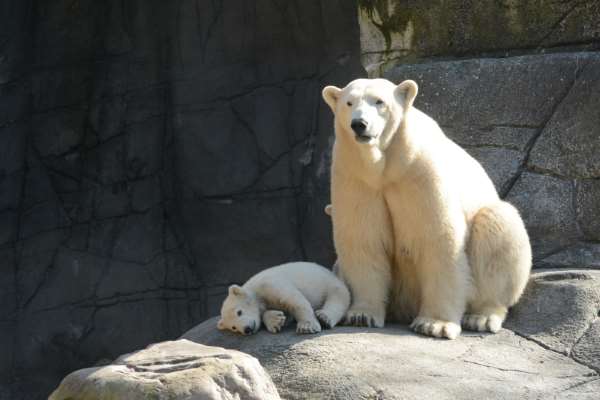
243;320;258;335
351;118;375;143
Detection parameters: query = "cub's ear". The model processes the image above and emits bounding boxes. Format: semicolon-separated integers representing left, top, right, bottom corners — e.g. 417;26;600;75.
228;284;245;297
322;86;342;113
394;80;418;110
217;319;226;330
324;204;332;216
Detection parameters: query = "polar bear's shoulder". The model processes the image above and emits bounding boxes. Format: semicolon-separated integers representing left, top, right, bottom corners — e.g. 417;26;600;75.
405;107;446;141
247;262;334;283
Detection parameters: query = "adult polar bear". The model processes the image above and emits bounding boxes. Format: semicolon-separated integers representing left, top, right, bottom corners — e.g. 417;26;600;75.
322;78;531;339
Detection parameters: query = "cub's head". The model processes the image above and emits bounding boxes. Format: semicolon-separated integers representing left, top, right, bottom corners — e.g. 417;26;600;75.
217;285;261;335
322;78;418;148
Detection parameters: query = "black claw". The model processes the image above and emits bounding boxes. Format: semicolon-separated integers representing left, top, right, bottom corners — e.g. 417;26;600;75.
316;314;331;329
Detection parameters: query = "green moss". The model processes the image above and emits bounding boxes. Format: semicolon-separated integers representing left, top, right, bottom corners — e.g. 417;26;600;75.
359;0;582;64
358;0;417;52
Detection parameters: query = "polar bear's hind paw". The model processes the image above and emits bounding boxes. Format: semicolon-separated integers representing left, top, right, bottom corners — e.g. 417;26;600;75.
296;319;322;334
315;309;334;329
344;309;384;328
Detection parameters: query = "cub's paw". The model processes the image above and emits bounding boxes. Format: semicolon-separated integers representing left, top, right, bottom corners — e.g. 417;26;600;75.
296;319;322;334
263;310;286;333
462;314;503;333
344;308;384;328
315;309;335;329
410;317;461;340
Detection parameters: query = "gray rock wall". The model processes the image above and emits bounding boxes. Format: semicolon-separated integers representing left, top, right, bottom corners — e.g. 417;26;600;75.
0;1;363;399
386;52;600;266
359;0;600;75
360;0;600;269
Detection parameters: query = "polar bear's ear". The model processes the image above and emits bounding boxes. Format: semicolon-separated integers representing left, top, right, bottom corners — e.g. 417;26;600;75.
217;319;226;330
324;204;332;216
394;80;418;110
322;86;342;112
228;284;245;297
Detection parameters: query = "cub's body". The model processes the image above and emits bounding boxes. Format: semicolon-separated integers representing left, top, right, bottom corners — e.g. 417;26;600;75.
218;262;350;335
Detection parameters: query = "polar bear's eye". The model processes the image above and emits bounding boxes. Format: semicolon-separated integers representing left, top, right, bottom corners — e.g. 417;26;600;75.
237;310;243;316
346;101;352;106
232;326;237;331
376;99;384;105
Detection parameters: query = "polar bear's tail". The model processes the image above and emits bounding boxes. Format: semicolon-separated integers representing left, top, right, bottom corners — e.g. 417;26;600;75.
467;201;532;313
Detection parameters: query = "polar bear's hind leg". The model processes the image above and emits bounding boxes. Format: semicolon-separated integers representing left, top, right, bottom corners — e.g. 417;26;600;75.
464;201;531;333
315;283;351;329
259;282;322;334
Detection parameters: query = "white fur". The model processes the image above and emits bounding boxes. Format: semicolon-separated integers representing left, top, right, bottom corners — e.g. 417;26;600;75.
322;78;531;339
217;262;350;335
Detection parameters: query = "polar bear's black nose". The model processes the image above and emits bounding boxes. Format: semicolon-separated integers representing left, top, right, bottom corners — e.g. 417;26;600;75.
244;326;252;335
351;119;368;136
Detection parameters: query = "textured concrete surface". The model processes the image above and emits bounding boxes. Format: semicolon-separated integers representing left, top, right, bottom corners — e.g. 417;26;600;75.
506;269;600;372
186;327;600;400
180;271;600;399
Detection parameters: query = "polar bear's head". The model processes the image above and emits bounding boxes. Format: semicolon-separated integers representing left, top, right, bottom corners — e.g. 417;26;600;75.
217;285;261;335
322;78;418;149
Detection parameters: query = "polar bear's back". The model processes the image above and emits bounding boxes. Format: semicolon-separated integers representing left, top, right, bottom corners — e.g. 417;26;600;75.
244;262;342;307
406;109;500;216
439;135;500;213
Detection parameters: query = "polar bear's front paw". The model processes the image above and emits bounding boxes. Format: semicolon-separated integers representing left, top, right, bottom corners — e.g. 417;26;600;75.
410;317;461;340
263;310;286;333
462;314;503;333
296;319;322;334
344;308;384;328
315;309;335;329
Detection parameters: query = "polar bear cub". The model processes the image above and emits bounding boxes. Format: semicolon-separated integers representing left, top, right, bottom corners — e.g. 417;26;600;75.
217;262;350;335
322;78;531;339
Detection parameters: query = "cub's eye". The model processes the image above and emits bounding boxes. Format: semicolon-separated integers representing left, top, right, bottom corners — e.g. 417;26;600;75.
231;326;237;331
237;310;243;316
375;99;384;105
346;101;353;106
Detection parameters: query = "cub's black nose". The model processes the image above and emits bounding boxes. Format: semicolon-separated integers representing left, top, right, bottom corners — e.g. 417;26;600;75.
244;326;252;335
351;119;368;136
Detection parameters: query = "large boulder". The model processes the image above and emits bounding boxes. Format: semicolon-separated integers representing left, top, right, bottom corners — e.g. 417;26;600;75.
181;269;600;400
49;339;281;400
